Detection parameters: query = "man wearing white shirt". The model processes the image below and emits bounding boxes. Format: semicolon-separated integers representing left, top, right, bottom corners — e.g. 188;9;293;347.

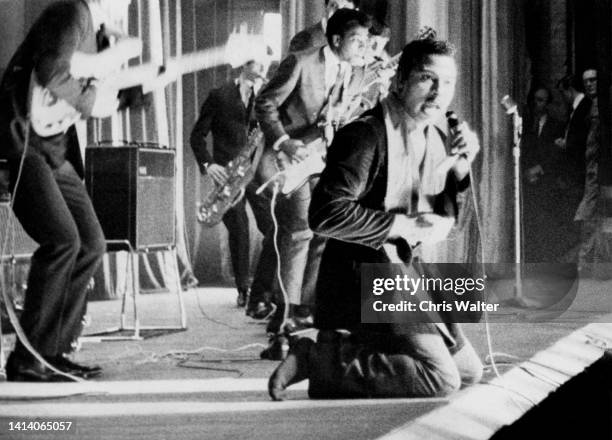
190;60;272;309
556;74;593;260
255;9;370;343
268;35;483;400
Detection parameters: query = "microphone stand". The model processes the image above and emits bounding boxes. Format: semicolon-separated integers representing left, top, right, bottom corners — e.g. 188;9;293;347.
501;96;536;308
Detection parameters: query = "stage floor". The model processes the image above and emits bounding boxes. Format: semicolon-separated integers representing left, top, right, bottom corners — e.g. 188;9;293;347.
1;275;611;440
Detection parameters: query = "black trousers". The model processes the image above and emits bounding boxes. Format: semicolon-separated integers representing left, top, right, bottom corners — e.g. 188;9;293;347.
222;181;274;293
9;152;105;357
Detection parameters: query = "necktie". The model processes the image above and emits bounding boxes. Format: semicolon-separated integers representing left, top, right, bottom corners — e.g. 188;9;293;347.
246;86;256;127
329;64;345;106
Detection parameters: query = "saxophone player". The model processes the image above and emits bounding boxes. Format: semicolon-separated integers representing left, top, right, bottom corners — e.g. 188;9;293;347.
190;59;275;311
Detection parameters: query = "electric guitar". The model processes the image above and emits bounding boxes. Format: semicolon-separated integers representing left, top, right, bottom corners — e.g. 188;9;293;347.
29;30;263;137
257;134;327;196
255;54;402;196
361;52;401;89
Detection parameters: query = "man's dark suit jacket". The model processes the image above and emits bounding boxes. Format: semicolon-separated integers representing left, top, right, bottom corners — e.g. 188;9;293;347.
521;114;565;184
190;81;255;174
255;46;364;149
289;22;327;53
309;104;470;332
0;0;99;178
564;97;592;193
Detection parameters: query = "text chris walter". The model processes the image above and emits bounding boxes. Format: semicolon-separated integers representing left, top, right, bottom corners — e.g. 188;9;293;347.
372;300;500;313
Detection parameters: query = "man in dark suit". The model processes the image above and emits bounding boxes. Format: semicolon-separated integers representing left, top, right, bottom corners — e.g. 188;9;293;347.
521;86;566;262
0;0;132;381
190;60;274;311
555;74;592;260
574;68;601;270
255;9;370;343
289;0;360;53
268;36;483;400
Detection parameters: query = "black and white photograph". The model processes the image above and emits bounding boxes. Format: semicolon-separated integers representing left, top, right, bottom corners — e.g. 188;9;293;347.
0;0;611;438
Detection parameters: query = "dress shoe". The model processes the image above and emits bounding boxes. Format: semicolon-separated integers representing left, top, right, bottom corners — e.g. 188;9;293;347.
268;337;314;401
6;354;73;382
49;356;103;379
181;273;200;290
284;315;314;334
236;288;249;308
260;334;289;361
246;301;277;320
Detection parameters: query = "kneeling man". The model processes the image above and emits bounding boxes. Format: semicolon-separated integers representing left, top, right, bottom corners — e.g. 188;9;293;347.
269;35;484;400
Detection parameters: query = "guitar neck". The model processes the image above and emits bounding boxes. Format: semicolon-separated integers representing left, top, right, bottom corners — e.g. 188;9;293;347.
363;53;401;86
108;46;227;92
166;47;227;77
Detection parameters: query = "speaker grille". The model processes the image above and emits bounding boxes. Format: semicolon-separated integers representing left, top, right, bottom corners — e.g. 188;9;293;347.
85;146;175;250
137;176;175;248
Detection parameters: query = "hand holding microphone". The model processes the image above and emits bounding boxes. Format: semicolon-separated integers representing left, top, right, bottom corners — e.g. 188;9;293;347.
446;111;480;164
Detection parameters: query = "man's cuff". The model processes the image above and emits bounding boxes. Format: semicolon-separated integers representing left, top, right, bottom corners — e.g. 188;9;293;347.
271;134;289;152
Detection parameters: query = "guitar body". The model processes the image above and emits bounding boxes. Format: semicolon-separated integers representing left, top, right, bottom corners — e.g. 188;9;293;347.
29;73;83;137
257;137;327;196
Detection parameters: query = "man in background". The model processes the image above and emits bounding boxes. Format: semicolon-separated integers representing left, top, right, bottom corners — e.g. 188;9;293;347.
190;60;274;311
289;0;360;53
255;9;370;351
574;68;601;271
521;85;565;262
555;73;592;261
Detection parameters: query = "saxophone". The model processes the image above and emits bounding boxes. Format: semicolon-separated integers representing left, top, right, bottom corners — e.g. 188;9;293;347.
196;126;264;227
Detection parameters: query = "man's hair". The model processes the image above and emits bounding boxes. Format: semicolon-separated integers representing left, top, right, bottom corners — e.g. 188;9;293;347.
557;74;583;92
396;37;455;83
324;0;360;7
527;85;552;106
326;9;371;46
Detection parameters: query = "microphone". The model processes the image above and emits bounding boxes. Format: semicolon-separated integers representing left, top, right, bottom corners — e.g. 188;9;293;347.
500;95;518;115
435;110;464;174
446;110;464;157
446;110;460;133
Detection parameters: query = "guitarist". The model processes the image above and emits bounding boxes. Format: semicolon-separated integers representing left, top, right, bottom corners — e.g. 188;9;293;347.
269;35;483;400
255;9;371;350
190;59;274;312
0;0;134;381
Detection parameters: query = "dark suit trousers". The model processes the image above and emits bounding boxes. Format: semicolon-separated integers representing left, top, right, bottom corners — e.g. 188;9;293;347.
222;181;274;292
10;152;105;357
308;326;483;398
274;180;326;306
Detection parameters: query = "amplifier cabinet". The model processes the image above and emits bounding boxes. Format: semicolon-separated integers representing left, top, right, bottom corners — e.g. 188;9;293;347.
85;146;175;250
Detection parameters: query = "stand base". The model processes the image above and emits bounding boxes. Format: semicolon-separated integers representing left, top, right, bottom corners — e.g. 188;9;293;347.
80;326;187;342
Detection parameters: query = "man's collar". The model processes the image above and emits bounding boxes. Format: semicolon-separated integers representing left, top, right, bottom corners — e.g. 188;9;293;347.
384;93;428;133
235;76;261;94
321;18;327;34
323;45;340;65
